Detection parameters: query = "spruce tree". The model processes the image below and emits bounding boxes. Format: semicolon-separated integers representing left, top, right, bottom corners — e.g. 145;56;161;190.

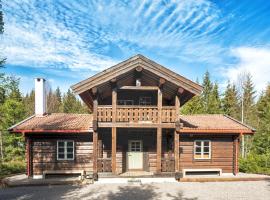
222;82;239;119
208;83;222;113
63;89;86;113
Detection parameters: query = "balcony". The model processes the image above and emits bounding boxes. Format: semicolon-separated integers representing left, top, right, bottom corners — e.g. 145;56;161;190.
97;105;176;123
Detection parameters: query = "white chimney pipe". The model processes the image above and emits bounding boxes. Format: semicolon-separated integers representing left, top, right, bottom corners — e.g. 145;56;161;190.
35;78;46;116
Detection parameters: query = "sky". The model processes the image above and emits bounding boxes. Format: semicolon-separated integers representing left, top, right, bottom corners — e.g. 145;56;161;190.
1;0;270;95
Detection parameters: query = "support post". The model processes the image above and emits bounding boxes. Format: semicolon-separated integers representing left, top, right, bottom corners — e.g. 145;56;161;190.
112;127;117;174
156;87;163;173
92;95;98;174
174;95;180;172
233;134;240;175
111;85;117;174
26;136;32;177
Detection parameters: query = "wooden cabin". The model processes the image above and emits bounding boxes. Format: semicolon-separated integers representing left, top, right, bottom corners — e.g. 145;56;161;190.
9;55;255;179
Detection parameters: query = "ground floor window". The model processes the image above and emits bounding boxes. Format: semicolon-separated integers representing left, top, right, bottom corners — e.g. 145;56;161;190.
194;140;211;159
57;140;74;160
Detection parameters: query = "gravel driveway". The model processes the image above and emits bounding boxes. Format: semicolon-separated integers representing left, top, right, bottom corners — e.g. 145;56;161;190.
0;181;269;200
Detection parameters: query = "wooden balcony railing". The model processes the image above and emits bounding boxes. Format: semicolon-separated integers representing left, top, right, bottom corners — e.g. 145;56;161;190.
97;105;176;123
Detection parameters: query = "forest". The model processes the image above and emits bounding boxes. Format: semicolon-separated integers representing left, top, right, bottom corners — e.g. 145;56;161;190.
0;6;269;179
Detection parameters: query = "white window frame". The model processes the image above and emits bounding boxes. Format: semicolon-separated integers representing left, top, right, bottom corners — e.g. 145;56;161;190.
194;140;211;160
57;140;75;160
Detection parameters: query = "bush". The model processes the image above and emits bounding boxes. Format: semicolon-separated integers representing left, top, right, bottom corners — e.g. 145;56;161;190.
239;153;270;175
0;160;25;179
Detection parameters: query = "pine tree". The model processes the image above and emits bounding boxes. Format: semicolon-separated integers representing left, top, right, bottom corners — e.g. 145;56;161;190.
222;82;239;119
208;83;222;113
0;78;26;161
47;88;63;113
201;71;213;113
23;90;35;116
253;84;270;154
242;74;256;126
63;89;86;113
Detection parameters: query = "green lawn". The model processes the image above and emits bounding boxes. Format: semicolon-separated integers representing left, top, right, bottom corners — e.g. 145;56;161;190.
0;161;26;180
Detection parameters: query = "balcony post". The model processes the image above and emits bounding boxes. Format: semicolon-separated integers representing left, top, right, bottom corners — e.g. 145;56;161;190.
111;81;117;174
92;89;98;174
156;87;163;173
174;94;180;172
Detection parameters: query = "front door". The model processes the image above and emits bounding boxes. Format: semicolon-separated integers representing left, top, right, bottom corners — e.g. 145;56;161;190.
128;140;143;170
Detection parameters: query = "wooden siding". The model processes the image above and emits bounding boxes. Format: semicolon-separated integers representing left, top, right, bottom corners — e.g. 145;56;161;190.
29;134;93;175
179;135;235;173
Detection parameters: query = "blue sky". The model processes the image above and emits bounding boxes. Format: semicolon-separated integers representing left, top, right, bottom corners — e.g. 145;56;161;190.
1;0;270;95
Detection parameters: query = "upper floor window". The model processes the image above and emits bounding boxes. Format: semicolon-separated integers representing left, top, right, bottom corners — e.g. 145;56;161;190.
139;97;152;105
194;140;211;159
57;140;74;160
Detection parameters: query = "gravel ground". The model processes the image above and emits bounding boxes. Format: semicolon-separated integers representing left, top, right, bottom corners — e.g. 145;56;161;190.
0;181;269;200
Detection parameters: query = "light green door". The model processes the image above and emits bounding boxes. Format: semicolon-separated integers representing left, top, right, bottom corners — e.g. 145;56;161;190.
128;140;143;170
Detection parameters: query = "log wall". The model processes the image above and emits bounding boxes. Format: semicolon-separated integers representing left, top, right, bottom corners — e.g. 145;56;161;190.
29;134;93;175
179;134;235;173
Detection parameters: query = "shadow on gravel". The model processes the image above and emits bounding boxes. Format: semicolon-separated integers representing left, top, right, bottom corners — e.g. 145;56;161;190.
166;192;198;200
106;185;157;200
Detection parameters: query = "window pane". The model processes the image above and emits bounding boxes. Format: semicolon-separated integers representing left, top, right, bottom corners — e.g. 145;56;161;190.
58;148;64;153
194;154;202;159
67;153;73;159
202;154;209;159
204;147;209;152
58;141;64;147
195;147;201;153
195;142;201;147
67;148;73;153
58;154;64;159
67;142;73;147
204;141;209;147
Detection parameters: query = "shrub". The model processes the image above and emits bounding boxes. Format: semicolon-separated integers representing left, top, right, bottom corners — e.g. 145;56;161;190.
0;160;25;179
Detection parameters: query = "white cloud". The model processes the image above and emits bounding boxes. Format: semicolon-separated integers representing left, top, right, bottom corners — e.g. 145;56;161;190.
223;47;270;92
2;0;227;71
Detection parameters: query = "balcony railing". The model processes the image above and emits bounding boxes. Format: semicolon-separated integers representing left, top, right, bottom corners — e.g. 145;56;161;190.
97;105;176;123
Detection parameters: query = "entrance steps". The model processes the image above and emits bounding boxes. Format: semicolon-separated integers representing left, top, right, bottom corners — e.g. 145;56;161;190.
95;177;177;184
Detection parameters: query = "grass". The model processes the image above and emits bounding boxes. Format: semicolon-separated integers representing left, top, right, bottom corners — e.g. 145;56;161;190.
0;160;26;180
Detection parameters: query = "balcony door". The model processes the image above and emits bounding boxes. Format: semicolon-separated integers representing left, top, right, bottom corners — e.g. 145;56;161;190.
127;140;143;170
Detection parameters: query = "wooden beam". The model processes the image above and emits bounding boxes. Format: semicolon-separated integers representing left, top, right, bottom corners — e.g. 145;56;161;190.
159;78;166;88
156;127;162;173
119;86;159;90
233;134;240;175
156;88;162;173
26;137;32;177
92;87;98;96
135;66;143;72
179;129;254;134
92;94;98;174
174;94;180;172
112;127;117;174
93;131;98;173
112;88;117;122
174;131;179;172
177;87;185;95
98;122;175;128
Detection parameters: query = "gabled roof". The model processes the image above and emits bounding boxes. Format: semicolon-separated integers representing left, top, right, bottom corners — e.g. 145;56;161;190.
180;114;255;134
9;113;93;133
71;54;203;95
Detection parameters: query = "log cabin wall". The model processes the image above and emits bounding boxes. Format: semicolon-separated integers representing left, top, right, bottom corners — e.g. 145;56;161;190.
29;133;93;176
179;134;235;173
